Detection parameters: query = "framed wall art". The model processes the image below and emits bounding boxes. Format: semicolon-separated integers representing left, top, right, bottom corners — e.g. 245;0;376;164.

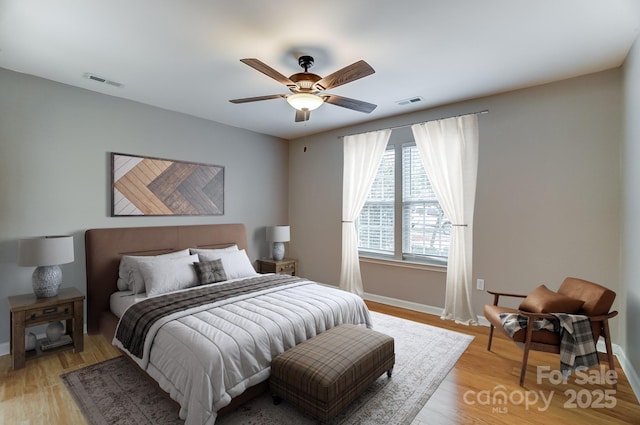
111;152;224;216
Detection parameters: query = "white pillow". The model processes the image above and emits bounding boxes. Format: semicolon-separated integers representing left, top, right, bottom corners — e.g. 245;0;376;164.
189;244;238;256
117;249;191;293
198;249;258;280
138;254;200;296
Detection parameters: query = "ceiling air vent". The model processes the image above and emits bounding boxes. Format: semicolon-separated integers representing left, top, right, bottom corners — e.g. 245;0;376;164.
83;73;124;88
396;96;423;106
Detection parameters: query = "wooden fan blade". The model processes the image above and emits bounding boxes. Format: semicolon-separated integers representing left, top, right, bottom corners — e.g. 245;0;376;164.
324;95;377;113
240;59;297;88
295;109;310;122
229;94;286;104
314;60;375;91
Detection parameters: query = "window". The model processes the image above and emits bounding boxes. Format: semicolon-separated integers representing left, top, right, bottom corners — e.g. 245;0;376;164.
358;149;395;255
357;141;450;266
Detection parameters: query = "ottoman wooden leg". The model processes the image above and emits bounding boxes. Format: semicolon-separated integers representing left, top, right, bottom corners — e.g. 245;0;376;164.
387;366;394;378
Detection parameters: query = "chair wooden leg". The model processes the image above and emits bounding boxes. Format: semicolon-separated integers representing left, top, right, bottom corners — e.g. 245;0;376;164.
487;294;500;352
520;345;532;386
601;319;617;389
520;319;535;387
487;325;495;351
520;347;531;386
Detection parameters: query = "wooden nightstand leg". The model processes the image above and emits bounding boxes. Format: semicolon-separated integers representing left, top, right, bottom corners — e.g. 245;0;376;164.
9;312;13;355
11;311;26;370
73;299;84;352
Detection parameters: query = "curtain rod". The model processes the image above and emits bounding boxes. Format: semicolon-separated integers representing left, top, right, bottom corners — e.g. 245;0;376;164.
337;109;489;139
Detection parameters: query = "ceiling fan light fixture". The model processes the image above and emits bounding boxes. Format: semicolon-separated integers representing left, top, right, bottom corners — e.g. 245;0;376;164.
286;93;324;111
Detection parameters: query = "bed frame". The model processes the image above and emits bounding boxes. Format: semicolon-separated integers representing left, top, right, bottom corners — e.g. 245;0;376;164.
84;223;266;415
85;223;249;338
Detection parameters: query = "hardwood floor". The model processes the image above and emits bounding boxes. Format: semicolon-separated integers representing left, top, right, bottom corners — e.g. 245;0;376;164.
367;301;640;425
0;331;121;424
0;302;638;424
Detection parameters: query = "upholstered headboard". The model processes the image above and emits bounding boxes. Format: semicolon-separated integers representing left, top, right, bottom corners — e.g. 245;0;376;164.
85;223;248;335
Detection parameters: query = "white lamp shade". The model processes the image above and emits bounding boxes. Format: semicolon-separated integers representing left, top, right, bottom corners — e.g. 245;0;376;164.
18;236;74;266
286;93;324;111
266;226;290;242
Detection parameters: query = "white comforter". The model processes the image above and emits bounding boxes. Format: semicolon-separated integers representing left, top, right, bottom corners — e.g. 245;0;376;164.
113;278;372;425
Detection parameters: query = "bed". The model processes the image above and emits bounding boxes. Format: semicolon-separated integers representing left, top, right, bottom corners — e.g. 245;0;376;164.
85;223;372;425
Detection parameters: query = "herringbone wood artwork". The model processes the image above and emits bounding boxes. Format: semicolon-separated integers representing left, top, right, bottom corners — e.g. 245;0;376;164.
111;153;224;216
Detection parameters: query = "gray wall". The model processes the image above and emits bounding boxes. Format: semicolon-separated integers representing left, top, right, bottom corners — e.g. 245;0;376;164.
289;70;622;342
622;36;640;380
0;68;289;346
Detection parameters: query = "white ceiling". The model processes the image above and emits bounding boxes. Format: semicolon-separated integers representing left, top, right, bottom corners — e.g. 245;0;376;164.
1;1;639;140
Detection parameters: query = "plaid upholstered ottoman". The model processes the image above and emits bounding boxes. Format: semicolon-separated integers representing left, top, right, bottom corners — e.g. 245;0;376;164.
269;324;395;422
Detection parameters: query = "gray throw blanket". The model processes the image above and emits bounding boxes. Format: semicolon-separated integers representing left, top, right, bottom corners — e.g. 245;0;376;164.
116;274;305;358
499;312;599;373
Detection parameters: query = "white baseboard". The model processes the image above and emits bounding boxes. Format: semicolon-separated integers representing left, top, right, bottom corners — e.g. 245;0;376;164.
363;291;491;326
363;291;639;402
599;340;640;401
364;292;445;318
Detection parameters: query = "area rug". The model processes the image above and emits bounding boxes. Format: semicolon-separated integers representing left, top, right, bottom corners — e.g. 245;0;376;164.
61;311;473;425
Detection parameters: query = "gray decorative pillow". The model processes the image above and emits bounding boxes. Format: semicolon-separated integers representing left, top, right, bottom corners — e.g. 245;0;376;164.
194;259;227;284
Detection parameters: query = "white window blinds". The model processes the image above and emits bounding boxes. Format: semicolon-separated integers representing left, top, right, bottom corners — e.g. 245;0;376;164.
357;143;450;264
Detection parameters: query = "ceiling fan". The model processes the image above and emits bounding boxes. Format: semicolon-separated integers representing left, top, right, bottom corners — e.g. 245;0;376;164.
229;55;377;122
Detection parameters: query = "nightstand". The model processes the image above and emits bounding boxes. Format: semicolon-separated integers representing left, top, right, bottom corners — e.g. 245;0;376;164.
8;287;85;370
257;258;298;276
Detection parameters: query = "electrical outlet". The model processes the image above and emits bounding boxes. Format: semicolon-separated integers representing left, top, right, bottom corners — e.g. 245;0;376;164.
476;279;485;291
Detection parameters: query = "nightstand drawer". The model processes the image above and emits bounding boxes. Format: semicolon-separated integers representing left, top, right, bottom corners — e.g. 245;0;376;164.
257;258;298;276
277;263;296;274
25;302;73;325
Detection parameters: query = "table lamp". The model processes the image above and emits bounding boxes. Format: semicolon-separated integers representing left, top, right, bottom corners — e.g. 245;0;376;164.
267;226;290;261
18;235;74;298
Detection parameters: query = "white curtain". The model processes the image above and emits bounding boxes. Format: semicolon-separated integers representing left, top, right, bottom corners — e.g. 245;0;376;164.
411;114;479;324
339;129;392;296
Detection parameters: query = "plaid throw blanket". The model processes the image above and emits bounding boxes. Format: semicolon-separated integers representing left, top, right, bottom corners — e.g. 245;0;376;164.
116;274;306;358
499;312;599;373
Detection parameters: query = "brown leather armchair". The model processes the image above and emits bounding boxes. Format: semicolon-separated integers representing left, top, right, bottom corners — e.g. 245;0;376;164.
484;277;617;386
